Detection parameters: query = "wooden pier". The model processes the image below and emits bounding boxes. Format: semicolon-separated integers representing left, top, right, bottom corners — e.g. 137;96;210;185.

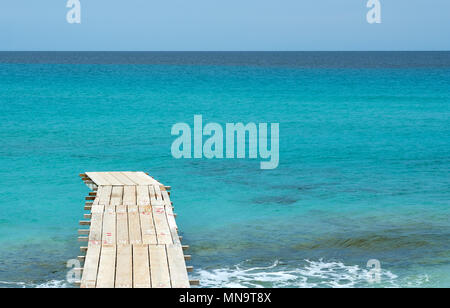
76;172;196;288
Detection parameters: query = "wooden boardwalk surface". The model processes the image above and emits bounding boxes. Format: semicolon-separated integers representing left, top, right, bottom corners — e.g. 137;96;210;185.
77;172;195;288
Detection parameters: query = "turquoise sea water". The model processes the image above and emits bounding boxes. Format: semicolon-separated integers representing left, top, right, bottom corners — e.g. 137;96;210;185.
0;52;449;288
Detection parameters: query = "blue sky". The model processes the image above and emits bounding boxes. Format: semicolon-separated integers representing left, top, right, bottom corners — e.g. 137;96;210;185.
1;0;449;51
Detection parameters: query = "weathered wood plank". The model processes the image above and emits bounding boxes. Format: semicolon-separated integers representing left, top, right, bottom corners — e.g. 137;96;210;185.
140;210;157;245
154;184;163;201
96;245;116;288
98;185;113;205
162;190;180;245
128;206;142;245
102;210;116;245
123;185;137;206
116;206;129;245
139;204;152;213
91;204;105;214
152;206;173;245
115;245;132;288
121;172;146;185
86;172;112;186
110;186;124;206
124;171;158;185
136;185;150;206
167;244;190;288
81;201;104;288
80;243;101;288
133;245;151;288
137;172;163;186
92;186;102;205
89;211;104;244
101;172;124;186
120;172;141;185
110;172;136;186
149;185;163;207
149;245;171;288
161;187;171;205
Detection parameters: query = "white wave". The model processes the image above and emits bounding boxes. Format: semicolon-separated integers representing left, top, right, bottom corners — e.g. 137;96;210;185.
405;274;430;287
35;280;70;288
193;259;400;288
0;280;70;288
0;281;28;288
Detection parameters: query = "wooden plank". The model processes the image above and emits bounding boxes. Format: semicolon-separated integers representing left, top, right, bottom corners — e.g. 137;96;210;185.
123;172;157;185
89;211;104;244
140;210;157;245
121;172;143;185
86;172;112;186
136;185;150;206
80;243;101;288
115;245;132;288
149;185;156;205
162;190;180;245
149;245;171;288
139;204;152;214
110;186;124;206
161;187;171;205
152;206;173;245
110;172;136;185
91;204;105;214
154;184;163;202
149;185;163;207
102;211;116;245
128;207;142;245
133;245;151;288
98;185;113;205
116;206;129;245
136;171;163;185
123;185;137;206
92;186;102;205
96;245;116;288
101;172;124;186
167;244;190;288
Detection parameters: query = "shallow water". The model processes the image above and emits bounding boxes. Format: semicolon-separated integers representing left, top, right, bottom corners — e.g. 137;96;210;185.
0;52;449;288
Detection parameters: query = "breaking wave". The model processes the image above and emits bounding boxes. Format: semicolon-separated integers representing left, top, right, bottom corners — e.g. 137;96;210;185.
0;280;70;288
193;259;419;288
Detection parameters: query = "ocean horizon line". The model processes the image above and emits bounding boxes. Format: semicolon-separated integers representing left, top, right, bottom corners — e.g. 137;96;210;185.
1;50;450;53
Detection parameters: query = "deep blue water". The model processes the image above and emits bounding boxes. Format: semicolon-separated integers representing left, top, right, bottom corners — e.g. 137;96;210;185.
0;52;449;288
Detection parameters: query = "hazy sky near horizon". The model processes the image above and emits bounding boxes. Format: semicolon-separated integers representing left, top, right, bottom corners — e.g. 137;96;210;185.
1;0;449;51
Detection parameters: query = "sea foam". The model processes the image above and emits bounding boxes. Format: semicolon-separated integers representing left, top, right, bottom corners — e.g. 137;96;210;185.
193;259;401;288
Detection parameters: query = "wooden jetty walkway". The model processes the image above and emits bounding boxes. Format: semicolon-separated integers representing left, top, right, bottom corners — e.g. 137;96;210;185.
76;172;196;288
